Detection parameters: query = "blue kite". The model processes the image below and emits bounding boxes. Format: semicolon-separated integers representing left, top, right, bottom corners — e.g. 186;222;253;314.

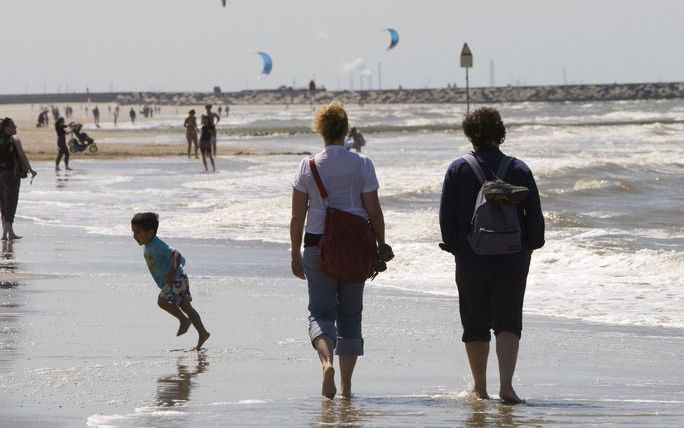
257;52;273;78
384;28;399;50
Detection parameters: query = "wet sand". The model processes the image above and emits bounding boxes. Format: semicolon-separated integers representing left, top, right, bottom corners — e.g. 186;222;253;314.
1;217;683;427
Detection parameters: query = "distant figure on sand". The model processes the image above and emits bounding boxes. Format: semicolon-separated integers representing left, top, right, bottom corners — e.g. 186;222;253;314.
204;104;220;155
0;118;37;241
129;108;136;124
199;115;216;172
131;212;210;351
92;106;100;128
290;101;390;400
184;110;199;158
439;107;545;404
54;117;72;171
344;127;366;153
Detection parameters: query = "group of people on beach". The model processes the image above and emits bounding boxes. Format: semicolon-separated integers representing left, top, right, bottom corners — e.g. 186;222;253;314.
2;100;544;404
132;101;544;403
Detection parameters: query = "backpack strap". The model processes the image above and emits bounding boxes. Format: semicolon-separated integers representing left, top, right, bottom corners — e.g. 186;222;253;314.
496;156;514;180
463;154;487;184
308;157;329;200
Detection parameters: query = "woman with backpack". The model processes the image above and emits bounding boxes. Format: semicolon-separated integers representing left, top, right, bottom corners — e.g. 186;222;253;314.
289;101;391;400
439;107;545;403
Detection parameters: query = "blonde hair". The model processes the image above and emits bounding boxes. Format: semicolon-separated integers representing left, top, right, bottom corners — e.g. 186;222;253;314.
312;101;348;143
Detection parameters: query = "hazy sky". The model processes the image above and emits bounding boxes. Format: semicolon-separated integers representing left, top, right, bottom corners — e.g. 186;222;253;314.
3;0;683;94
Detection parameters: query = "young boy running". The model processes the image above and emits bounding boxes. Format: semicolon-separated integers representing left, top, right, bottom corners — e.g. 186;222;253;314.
131;212;210;350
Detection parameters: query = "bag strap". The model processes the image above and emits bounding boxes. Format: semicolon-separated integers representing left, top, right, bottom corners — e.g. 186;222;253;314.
463;154;487;184
308;157;329;200
496;156;513;180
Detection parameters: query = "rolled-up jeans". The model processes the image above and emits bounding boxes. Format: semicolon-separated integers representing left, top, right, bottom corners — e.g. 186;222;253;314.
302;245;364;356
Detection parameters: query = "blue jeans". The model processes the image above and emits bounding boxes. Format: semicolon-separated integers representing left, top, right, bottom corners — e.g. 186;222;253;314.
303;246;364;356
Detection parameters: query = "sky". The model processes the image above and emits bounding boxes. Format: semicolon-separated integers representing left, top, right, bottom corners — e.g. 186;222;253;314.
2;0;684;94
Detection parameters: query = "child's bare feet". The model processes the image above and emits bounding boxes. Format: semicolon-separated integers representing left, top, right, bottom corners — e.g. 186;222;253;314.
322;365;336;399
194;331;210;350
176;318;191;336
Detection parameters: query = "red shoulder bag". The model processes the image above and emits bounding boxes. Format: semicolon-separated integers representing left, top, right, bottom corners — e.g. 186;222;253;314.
309;157;378;283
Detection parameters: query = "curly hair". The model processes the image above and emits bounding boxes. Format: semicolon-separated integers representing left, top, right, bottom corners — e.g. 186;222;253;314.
462;107;506;147
312;101;348;144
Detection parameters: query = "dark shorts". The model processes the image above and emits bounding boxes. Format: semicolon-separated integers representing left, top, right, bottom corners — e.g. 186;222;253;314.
455;267;528;342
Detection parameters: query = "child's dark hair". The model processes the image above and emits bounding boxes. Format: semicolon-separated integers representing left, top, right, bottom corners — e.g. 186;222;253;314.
131;212;159;232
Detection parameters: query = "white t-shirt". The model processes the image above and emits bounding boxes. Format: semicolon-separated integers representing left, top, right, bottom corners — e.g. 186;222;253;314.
292;145;379;234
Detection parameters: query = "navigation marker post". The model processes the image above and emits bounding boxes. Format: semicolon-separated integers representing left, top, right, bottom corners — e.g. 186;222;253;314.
460;43;473;114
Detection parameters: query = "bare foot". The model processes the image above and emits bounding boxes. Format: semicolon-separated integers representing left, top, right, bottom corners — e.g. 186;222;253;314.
499;389;525;404
466;388;490;400
194;331;210;350
322;365;336;399
340;390;353;400
176;318;191;336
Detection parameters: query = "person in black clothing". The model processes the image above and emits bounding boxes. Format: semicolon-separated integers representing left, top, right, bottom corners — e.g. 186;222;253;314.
0;117;37;240
199;115;215;172
55;117;71;171
439;107;544;404
204;104;220;156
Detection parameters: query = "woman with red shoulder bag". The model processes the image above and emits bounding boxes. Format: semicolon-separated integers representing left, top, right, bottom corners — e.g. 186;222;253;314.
290;101;392;400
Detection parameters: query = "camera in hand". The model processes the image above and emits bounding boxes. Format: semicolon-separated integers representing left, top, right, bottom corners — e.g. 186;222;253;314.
378;243;394;262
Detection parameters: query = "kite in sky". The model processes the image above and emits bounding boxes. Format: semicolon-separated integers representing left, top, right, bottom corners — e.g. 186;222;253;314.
257;52;273;78
384;28;399;50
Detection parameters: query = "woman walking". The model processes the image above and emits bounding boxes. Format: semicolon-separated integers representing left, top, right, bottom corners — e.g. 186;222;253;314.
290;101;388;399
0;117;37;240
439;107;545;403
55;117;71;171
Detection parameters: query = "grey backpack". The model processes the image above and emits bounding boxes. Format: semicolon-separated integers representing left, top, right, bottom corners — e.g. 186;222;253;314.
463;154;523;255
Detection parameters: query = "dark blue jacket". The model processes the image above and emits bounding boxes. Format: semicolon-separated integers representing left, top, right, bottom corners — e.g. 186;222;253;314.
439;146;545;275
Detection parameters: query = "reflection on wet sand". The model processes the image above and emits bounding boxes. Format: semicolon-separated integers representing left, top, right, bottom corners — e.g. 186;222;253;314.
55;172;70;189
0;239;22;370
463;398;546;428
1;240;16;274
314;399;376;427
156;353;208;407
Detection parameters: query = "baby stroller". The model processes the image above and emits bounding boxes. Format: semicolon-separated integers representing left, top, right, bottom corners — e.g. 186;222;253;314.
68;122;98;153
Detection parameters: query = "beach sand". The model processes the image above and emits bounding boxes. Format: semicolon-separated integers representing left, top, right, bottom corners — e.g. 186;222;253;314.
0;103;309;162
1;218;683;427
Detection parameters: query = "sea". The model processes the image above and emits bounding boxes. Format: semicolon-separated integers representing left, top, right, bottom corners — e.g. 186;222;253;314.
23;99;684;329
